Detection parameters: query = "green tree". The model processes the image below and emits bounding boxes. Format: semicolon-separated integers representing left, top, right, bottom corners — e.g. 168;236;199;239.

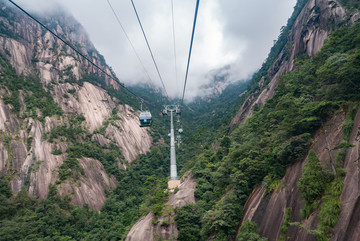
237;220;267;241
298;150;330;204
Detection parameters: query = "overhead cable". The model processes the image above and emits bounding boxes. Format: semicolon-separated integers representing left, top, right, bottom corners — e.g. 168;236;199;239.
181;0;200;105
171;0;179;101
130;0;169;99
106;0;154;84
8;0;141;101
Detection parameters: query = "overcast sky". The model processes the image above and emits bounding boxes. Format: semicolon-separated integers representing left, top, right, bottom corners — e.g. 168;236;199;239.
14;0;296;100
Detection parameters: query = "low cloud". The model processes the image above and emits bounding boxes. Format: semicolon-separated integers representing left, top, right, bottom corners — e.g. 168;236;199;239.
14;0;296;100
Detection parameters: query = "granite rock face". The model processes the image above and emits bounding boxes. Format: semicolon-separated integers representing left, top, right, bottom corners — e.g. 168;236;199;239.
241;111;347;241
0;3;152;210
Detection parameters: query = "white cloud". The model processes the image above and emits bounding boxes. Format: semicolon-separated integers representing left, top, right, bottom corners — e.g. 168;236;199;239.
13;0;296;100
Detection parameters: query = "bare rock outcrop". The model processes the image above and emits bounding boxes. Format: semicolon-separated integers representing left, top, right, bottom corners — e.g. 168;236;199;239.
0;99;19;133
52;82;116;132
77;83;115;132
105;105;152;162
59;157;116;210
332;108;360;241
126;213;155;241
0;37;32;75
1;117;65;199
125;172;196;241
51;82;152;162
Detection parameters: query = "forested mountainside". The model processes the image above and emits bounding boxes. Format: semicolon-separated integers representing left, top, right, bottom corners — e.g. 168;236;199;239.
171;0;360;240
0;0;155;211
1;0;360;241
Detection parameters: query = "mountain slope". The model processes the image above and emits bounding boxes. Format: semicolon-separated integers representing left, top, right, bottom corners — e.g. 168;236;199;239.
0;1;152;210
234;1;360;240
171;0;360;241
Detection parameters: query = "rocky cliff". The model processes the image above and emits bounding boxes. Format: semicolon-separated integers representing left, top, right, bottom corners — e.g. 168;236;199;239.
0;2;152;210
332;107;360;240
125;172;196;241
234;0;360;240
240;110;350;240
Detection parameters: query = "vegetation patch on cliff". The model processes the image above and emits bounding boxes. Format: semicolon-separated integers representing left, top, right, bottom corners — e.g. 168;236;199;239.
0;54;62;120
298;150;332;218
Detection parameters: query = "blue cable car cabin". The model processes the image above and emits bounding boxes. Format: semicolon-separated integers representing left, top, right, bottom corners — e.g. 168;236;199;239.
139;111;152;127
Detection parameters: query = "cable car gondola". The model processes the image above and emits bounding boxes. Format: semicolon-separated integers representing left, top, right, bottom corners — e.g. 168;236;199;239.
139;111;152;127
